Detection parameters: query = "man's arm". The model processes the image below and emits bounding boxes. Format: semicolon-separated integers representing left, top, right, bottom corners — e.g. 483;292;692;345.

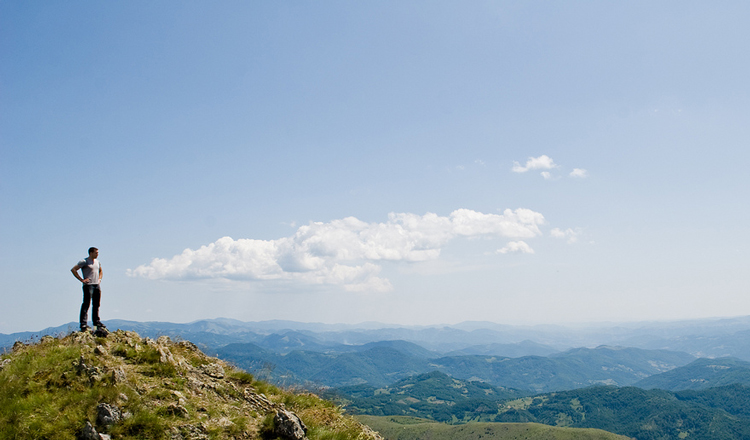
71;265;88;283
99;266;103;282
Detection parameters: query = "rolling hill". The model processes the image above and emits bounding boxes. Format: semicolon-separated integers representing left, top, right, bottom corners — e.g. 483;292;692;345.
497;385;750;439
327;371;528;422
217;343;695;392
634;356;750;391
356;415;632;440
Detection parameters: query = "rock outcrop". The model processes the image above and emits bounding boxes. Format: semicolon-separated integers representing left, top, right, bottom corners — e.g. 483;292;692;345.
273;409;308;440
0;329;383;440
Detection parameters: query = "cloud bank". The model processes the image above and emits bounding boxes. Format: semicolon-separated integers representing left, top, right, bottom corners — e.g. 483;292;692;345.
128;208;545;292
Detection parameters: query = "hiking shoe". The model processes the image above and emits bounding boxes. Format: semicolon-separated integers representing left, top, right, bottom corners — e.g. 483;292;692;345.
80;325;91;332
94;322;107;329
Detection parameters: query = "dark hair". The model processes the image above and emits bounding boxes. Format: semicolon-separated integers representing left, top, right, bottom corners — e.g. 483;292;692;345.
88;247;98;255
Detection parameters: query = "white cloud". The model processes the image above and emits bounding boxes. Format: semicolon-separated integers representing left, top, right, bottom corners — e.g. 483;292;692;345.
570;168;588;178
512;155;558;173
497;241;535;254
550;227;582;244
512;155;589;180
128;208;546;292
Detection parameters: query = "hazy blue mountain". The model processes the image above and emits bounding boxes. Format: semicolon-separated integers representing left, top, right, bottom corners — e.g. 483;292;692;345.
217;341;694;392
306;347;419;387
432;346;694;393
216;342;431;388
0;322;75;350
351;340;441;359
255;331;346;354
634;357;750;391
621;329;750;361
6;316;750;357
445;340;559;357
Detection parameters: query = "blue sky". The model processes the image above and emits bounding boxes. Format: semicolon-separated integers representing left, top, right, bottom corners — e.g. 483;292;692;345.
2;2;749;333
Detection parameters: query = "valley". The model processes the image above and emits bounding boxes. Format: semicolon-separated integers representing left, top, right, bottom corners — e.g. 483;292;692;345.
4;316;750;439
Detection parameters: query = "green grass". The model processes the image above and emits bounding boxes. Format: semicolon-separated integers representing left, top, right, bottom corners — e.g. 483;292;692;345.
0;339;118;439
0;331;380;440
356;415;632;440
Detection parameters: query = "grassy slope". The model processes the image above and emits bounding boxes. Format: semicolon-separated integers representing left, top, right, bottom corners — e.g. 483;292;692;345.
356;416;631;440
0;330;381;440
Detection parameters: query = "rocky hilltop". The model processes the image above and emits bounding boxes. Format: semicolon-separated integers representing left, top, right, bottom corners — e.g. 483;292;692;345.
0;330;382;440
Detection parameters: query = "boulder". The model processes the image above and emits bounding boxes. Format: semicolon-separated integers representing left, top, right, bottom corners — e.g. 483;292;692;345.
78;421;104;440
97;403;122;427
273;409;308;440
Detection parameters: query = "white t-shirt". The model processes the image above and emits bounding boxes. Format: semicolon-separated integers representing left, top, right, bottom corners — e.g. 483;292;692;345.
78;258;101;285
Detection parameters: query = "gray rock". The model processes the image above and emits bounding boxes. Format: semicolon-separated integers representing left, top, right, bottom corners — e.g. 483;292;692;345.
158;346;174;364
171;423;209;440
274;409;308;440
78;421;100;440
187;376;205;391
177;340;200;352
166;403;189;418
75;356;89;373
200;363;224;379
244;389;275;412
96;403;122;427
0;358;11;371
87;366;104;383
112;367;126;384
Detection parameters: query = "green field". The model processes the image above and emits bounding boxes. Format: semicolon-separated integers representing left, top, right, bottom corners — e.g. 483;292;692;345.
357;415;631;440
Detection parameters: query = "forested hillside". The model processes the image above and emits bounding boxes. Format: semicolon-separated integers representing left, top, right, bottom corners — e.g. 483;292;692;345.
634;357;750;390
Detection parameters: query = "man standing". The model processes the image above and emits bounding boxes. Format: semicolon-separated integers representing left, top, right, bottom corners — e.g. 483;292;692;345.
71;247;106;332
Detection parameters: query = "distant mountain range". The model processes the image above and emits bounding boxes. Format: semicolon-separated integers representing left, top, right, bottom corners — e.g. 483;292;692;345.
3;316;750;394
216;341;694;392
4;316;750;360
6;317;750;439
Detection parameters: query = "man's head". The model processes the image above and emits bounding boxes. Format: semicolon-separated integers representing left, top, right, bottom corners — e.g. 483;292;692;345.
88;247;99;258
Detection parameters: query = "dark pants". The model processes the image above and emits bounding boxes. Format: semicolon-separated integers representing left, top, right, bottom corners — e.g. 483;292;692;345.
80;284;101;327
